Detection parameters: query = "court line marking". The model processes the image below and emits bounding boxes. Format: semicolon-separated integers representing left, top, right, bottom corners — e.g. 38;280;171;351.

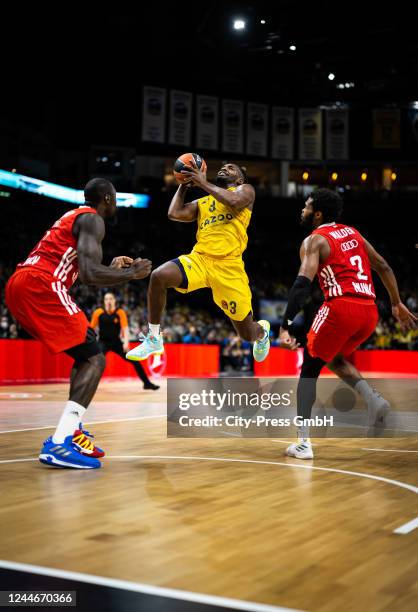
393;517;418;535
273;441;418;454
1;454;416;496
0;415;165;435
361;448;418;454
0;559;303;612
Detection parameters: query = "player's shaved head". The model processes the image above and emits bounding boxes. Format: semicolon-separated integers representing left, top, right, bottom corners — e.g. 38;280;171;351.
84;178;116;207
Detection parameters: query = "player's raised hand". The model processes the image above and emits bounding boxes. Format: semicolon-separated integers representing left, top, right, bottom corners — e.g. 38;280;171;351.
392;302;417;332
110;256;133;269
279;328;300;351
181;161;207;188
130;257;152;280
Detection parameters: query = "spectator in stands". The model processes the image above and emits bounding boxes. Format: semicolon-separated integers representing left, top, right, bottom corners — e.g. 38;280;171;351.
183;325;202;344
0;315;10;339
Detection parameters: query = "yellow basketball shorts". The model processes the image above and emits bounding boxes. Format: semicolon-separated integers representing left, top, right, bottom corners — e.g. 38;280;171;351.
174;251;253;321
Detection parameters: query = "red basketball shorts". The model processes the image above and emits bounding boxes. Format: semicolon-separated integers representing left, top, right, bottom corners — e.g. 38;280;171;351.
5;269;89;354
307;297;378;363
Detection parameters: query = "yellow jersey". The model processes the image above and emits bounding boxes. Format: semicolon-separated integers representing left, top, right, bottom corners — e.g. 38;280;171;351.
193;188;252;258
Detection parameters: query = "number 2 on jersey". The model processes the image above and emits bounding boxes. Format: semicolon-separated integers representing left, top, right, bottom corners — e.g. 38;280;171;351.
350;255;368;280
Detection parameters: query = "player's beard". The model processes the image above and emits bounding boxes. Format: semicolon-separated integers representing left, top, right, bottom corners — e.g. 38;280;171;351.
215;175;231;188
301;211;315;230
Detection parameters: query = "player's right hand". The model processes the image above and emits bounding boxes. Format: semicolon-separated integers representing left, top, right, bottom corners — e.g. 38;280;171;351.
279;328;300;351
130;258;152;279
392;302;417;332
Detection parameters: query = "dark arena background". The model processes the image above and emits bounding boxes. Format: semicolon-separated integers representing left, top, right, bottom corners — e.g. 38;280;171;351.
0;3;417;612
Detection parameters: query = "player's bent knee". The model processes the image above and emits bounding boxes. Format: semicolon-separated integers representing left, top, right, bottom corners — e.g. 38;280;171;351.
89;352;106;374
301;353;326;379
328;354;344;370
150;266;171;288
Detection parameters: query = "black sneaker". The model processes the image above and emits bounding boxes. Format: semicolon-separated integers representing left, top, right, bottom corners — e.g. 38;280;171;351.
143;382;160;391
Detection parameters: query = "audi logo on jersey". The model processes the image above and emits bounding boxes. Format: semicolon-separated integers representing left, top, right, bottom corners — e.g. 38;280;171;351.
341;239;358;252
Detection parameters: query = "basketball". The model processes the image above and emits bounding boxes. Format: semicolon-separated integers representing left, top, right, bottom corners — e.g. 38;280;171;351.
173;152;207;184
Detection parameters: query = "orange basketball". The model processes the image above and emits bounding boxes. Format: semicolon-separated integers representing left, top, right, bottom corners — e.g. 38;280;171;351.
173;152;207;184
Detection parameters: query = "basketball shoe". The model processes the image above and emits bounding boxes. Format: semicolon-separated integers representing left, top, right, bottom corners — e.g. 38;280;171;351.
39;435;101;469
366;389;391;427
285;434;314;460
126;332;164;362
253;320;271;362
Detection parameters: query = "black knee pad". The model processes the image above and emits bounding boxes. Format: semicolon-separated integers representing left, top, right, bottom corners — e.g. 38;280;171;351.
300;347;325;379
65;327;103;364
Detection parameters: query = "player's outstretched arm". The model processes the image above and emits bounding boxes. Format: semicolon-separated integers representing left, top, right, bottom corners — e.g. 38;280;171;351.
363;237;417;331
279;235;325;349
74;213;152;286
180;165;255;211
167;184;198;222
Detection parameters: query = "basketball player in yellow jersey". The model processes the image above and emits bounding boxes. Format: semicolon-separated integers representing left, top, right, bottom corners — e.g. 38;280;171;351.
127;163;270;363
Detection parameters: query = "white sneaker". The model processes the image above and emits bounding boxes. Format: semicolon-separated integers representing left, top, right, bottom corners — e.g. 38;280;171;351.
366;390;391;427
253;320;270;362
285;438;314;460
126;332;164;362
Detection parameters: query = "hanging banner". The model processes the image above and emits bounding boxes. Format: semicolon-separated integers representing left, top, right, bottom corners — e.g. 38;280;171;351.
372;109;400;149
222;99;244;154
196;95;219;150
326;109;349;159
298;108;322;160
141;86;166;143
168;90;193;147
271;107;294;160
407;108;418;144
246;103;268;157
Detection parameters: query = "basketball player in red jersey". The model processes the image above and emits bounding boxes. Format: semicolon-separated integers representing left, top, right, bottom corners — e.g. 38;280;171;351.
6;178;152;469
279;189;416;459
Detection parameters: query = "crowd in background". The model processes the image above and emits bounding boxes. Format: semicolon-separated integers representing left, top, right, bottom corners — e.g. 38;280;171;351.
0;189;417;372
1;261;417;373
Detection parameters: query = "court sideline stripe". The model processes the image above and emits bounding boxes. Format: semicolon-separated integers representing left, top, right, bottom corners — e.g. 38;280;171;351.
272;441;418;454
0;559;303;612
361;447;418;454
393;517;418;534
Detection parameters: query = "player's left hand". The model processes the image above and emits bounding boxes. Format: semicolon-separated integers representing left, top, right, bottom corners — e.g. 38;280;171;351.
181;163;207;188
123;341;130;353
392;302;417;332
279;328;300;351
110;256;133;269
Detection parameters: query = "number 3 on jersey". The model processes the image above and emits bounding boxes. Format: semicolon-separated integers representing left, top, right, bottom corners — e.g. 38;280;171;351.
350;255;368;280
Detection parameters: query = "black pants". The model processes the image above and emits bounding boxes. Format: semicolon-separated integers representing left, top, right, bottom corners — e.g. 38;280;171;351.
99;340;151;385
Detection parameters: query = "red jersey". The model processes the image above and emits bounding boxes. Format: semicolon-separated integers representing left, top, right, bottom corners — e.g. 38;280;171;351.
312;222;376;301
17;206;97;290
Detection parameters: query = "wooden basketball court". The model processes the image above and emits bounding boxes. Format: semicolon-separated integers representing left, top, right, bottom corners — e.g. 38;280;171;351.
0;378;417;611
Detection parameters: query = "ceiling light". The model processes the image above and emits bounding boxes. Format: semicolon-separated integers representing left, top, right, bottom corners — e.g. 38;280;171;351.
233;19;246;30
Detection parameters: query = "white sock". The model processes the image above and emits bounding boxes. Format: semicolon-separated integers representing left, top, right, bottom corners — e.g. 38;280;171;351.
149;323;160;337
298;426;310;442
354;379;374;403
52;401;86;443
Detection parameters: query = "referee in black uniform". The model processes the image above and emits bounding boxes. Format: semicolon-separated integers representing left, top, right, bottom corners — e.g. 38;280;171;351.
90;292;159;391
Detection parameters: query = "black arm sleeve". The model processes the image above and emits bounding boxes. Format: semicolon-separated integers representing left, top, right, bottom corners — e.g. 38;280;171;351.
282;275;312;330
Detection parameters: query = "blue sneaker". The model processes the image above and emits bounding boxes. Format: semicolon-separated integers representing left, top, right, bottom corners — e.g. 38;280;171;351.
39;435;101;469
253;320;271;363
126;332;164;362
